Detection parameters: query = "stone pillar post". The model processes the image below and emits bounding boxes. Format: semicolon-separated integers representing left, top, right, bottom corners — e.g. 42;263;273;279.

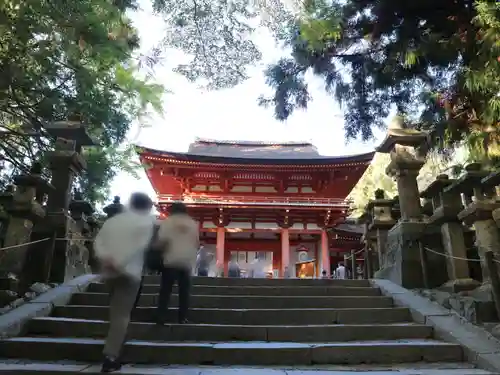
374;118;429;288
420;174;479;292
280;227;290;278
26;120;95;284
321;229;330;276
0;163;53;295
216;226;225;277
446;163;500;296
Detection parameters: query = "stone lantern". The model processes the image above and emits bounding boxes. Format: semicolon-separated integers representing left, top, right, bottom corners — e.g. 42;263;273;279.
1;162;54;293
375;118;429;288
366;189;396;273
27;118;97;284
420;174;479;292
446;163;500;294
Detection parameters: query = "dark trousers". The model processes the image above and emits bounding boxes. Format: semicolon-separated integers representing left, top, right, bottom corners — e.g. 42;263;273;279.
157;266;191;322
197;268;208;277
133;275;145;310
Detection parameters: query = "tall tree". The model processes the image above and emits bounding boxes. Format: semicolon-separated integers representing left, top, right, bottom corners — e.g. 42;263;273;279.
150;0;299;89
0;0;164;203
261;0;500;161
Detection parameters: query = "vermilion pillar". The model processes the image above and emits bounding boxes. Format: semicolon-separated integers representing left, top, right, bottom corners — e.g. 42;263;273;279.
321;229;330;276
216;226;225;276
281;228;290;277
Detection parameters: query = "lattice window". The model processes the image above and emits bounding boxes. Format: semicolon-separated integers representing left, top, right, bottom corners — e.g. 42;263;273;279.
289;174;312;180
233;173;274;180
194;172;219;179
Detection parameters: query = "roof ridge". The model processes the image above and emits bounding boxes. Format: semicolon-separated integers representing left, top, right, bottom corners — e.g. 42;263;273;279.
194;137;313;146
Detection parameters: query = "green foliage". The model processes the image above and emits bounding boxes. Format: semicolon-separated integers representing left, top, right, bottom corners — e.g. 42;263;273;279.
0;0;164;203
150;0;262;89
347;154;396;217
262;0;500;160
299;0;342;50
348;149;467;218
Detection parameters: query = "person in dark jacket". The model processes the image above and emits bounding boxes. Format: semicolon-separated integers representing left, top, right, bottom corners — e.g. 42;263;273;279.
155;202;199;325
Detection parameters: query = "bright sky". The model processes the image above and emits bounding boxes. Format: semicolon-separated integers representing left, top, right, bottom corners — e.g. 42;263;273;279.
108;1;385;204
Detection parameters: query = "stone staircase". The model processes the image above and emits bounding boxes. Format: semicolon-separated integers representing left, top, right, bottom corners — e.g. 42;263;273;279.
0;276;494;373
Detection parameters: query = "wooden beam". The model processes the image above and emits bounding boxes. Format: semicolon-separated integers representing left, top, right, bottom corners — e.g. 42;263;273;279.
200;228;323;234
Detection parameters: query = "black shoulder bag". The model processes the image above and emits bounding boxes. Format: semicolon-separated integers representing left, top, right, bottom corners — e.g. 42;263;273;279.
144;224;167;272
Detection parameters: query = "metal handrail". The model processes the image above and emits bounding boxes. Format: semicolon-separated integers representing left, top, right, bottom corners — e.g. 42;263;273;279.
158;194;351;207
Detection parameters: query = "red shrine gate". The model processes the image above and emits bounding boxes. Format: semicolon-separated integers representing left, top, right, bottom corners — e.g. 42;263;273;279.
138;138;372;277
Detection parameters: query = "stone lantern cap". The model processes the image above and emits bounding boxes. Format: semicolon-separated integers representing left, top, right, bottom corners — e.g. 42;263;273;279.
481;170;500;190
366;189;394;209
420;174;454;199
12;162;55;194
376;128;428;153
366;198;394;210
44;119;97;148
69;191;95;216
103;196;125;218
444;163;490;195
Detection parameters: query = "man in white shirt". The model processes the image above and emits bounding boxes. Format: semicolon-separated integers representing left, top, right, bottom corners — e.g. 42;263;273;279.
94;192;155;373
335;262;347;280
156;202;199;325
196;245;210;277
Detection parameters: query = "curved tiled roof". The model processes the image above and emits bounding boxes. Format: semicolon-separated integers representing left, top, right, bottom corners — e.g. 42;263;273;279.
139;147;374;166
193;138;314;146
138;138;375;165
188;138;321;159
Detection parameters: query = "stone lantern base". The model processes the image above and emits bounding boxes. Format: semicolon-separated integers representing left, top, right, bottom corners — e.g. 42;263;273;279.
375;221;448;289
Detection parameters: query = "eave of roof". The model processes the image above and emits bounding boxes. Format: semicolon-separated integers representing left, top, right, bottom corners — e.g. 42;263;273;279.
193;137;314;147
137;146;375;167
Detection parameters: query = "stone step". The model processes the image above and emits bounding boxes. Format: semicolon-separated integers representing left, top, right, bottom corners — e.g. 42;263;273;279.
28;317;434;342
70;292;393;309
53;306;412;325
0;337;464;365
0;361;493;374
87;282;382;296
145;276;372;287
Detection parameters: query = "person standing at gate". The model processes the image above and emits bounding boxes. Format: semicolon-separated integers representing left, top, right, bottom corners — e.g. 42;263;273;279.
94;192;155;373
196;245;210;277
227;255;241;278
155;202;199;325
334;262;347;280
